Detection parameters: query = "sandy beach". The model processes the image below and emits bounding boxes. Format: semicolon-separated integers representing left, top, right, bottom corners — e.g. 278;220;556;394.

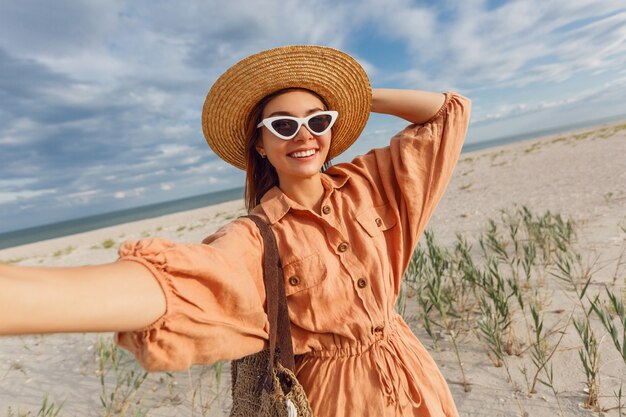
1;120;625;416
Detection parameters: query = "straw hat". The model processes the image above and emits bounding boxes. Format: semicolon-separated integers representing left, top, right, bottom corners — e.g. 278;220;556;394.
202;45;372;170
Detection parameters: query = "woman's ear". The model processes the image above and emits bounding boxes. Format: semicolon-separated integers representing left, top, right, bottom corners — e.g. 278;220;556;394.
255;143;266;158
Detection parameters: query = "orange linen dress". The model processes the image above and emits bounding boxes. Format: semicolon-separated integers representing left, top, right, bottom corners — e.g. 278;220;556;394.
116;92;471;417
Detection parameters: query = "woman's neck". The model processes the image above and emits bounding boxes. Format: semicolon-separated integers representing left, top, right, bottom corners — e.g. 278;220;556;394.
278;173;325;213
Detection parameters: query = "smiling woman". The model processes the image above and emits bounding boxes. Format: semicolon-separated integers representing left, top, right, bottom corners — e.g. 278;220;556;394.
0;45;470;417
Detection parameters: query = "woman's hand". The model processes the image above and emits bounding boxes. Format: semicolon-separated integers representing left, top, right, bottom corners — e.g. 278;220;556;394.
0;260;165;335
371;89;446;125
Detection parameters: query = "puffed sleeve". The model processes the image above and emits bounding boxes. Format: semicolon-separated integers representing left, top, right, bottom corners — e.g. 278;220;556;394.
340;92;471;263
114;217;269;371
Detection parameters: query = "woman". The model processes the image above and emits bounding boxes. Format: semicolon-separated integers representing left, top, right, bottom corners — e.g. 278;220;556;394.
0;45;470;416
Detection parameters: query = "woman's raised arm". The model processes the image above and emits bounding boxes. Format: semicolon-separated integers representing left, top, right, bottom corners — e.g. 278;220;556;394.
0;260;165;335
371;89;446;124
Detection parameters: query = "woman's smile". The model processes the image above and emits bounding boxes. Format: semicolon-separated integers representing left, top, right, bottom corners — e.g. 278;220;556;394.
288;148;318;159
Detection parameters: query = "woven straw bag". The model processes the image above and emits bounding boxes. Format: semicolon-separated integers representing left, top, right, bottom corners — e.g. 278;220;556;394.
229;215;313;417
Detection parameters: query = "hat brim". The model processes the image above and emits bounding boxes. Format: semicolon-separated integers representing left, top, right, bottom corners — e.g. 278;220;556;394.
202;45;372;171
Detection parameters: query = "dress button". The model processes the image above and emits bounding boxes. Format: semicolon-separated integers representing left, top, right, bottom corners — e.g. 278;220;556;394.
357;278;367;288
288;276;300;286
375;217;383;227
338;242;349;252
322;205;331;214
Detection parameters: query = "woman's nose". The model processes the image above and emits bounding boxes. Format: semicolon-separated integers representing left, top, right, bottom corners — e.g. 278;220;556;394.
293;125;314;142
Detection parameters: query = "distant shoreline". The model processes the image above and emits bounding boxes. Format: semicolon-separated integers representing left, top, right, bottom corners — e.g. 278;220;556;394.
462;113;626;153
0;187;245;250
1;116;624;250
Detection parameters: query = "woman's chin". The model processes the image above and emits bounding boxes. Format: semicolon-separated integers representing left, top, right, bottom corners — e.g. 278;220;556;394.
281;157;324;176
277;165;324;183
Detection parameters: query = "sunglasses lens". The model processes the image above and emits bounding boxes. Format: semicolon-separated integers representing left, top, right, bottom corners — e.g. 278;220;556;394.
271;119;298;138
307;114;333;133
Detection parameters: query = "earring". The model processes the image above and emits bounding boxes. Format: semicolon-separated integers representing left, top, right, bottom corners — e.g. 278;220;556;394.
259;151;266;158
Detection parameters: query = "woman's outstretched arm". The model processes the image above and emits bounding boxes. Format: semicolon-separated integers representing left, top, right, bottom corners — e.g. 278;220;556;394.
0;261;165;335
371;89;446;124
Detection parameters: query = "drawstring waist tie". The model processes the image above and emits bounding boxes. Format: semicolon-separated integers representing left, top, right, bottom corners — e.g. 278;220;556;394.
301;323;423;409
372;325;423;408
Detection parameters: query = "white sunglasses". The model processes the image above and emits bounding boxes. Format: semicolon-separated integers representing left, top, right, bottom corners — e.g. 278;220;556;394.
256;111;338;140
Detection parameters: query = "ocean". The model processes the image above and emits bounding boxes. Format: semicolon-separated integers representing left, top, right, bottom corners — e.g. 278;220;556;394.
0;187;244;250
1;115;624;250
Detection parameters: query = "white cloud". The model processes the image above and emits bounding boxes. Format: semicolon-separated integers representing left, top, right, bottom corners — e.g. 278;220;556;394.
4;0;623;102
182;155;202;165
355;0;626;89
60;189;102;206
0;178;38;189
113;187;145;200
472;75;626;123
184;162;218;175
127;88;172;113
156;144;193;157
36;52;130;84
65;189;99;198
0;117;41;145
473;98;578;123
161;124;196;140
0;188;56;204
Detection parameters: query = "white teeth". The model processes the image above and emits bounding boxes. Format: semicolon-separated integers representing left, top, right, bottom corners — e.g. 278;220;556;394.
289;149;316;158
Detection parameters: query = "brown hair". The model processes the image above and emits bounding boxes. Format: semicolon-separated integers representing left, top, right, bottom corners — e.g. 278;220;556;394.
244;88;332;212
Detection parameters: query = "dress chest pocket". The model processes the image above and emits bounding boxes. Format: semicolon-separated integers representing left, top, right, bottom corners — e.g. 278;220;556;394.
356;203;397;237
282;253;327;296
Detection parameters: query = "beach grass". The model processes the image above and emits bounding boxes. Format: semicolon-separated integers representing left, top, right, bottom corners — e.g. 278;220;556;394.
397;205;626;415
102;239;116;249
96;337;148;417
5;393;65;417
1;257;26;264
52;246;74;257
91;239;117;250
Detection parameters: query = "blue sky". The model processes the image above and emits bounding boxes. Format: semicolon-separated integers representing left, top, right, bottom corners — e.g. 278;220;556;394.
1;0;625;233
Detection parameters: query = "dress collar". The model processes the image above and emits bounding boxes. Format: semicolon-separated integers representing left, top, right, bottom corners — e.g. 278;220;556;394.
258;171;349;224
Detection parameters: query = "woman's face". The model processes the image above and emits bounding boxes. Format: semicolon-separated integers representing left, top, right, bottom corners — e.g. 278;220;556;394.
256;90;331;187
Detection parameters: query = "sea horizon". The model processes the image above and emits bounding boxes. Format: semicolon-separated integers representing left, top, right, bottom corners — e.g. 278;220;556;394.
1;114;624;250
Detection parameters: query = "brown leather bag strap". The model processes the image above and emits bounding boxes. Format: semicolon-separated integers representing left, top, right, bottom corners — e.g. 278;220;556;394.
245;215;296;373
